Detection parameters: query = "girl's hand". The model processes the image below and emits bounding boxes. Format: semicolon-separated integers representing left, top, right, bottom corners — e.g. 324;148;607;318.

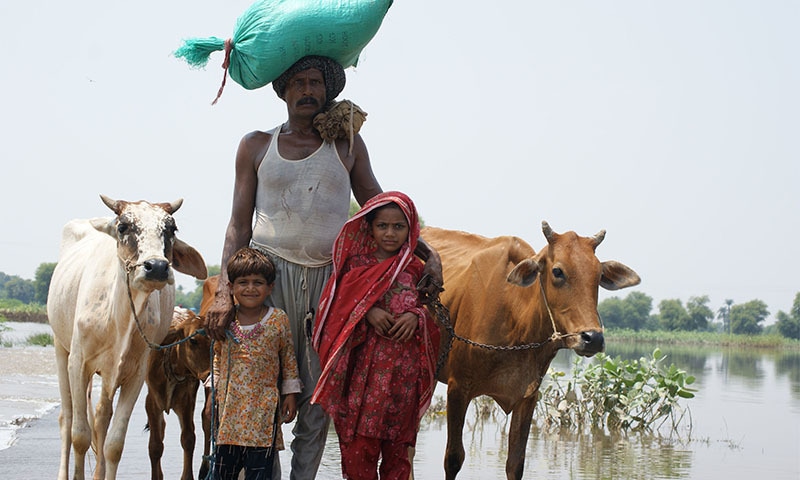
388;312;418;342
366;307;394;336
282;394;297;423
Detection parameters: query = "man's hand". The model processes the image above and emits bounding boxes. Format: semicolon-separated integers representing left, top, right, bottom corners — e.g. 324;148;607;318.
205;289;235;341
418;252;444;302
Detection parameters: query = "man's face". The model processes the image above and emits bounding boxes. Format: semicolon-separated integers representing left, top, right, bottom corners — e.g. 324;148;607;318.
284;68;327;115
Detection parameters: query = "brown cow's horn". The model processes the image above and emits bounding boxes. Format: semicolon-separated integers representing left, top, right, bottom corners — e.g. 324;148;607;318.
167;198;184;214
542;221;556;244
100;194;123;215
591;229;606;248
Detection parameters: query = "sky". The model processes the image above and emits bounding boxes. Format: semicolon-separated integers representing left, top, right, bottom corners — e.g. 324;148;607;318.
1;1;797;323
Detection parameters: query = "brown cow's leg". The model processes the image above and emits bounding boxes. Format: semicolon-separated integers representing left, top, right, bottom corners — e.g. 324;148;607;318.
199;386;212;480
176;381;200;480
444;381;470;480
506;396;538;480
145;392;166;480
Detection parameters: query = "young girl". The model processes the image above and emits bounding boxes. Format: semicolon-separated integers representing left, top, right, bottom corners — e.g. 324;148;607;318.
212;247;302;480
311;191;440;479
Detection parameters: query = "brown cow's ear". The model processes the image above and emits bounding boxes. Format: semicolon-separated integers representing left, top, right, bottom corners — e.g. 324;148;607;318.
600;261;641;291
172;238;208;280
507;258;541;287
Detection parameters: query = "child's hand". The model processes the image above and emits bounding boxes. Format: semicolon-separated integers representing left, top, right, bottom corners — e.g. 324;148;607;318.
366;307;394;336
282;394;297;424
388;312;418;342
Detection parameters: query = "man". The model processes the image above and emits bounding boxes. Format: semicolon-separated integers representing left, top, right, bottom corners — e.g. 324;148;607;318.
205;55;442;480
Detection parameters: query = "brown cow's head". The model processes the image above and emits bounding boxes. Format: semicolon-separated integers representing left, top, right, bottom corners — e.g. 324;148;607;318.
507;221;640;357
92;195;207;292
171;307;211;381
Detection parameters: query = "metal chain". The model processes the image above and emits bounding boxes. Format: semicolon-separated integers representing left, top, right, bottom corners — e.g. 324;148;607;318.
422;274;577;380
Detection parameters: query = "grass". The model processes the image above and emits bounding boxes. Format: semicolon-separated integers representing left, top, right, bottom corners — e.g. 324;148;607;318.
606;328;800;349
26;332;54;347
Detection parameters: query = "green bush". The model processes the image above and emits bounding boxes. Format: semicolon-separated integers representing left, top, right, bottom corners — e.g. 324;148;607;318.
536;348;696;435
26;332;54;347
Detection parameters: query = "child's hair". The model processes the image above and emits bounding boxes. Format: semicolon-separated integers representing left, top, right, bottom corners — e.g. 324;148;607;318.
365;202;406;225
226;247;276;284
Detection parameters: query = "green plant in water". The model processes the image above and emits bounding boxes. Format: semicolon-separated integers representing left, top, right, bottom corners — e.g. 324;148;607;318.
26;332;53;347
537;348;696;435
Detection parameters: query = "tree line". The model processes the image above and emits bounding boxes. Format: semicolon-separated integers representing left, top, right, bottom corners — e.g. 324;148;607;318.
1;264;799;341
598;291;800;339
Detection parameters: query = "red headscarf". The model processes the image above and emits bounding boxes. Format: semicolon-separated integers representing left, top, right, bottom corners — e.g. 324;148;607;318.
313;191;420;361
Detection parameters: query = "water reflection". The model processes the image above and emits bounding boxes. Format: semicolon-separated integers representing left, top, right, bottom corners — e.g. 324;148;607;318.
403;343;800;479
529;427;694;480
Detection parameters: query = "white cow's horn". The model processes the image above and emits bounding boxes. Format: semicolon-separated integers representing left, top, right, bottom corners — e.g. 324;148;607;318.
167;199;184;214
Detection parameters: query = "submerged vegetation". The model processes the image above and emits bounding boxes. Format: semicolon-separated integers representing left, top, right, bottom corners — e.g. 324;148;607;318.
536;349;695;435
424;348;696;437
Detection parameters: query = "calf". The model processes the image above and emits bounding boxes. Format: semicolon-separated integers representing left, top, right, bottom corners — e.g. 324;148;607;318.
145;307;211;480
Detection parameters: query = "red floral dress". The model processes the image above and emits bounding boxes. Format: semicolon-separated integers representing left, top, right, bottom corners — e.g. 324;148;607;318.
327;254;431;443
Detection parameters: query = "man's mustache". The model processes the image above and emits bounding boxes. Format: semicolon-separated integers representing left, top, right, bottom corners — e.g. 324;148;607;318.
296;97;319;107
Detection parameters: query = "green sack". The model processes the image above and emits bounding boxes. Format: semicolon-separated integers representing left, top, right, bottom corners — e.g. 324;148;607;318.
175;0;393;91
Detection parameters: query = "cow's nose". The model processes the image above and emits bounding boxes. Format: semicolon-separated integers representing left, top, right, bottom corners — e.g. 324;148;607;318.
143;258;170;281
580;330;605;354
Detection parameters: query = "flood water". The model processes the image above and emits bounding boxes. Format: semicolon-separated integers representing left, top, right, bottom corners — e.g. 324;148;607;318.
2;322;799;479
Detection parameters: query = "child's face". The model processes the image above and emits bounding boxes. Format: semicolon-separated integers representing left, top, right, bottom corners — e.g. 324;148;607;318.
370;205;409;259
231;273;273;308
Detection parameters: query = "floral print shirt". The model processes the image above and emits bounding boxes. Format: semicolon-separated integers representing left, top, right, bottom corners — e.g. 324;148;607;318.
212;306;302;448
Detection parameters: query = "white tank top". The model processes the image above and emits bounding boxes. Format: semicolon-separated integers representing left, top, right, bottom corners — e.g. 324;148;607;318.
251;126;351;266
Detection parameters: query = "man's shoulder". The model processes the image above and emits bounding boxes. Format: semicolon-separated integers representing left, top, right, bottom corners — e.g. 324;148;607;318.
243;128;275;144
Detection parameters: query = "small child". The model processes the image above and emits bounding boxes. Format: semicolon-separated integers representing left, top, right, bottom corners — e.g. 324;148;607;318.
311;191;440;479
211;247;302;480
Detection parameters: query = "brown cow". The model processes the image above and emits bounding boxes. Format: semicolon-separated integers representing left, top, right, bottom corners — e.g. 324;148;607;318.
421;222;640;480
145;306;212;480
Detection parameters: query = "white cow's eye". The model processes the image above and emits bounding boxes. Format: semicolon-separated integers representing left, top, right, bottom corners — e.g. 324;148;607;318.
117;223;129;235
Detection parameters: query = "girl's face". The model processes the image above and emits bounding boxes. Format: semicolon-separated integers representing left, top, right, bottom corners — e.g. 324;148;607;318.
370;205;409;260
231;273;273;309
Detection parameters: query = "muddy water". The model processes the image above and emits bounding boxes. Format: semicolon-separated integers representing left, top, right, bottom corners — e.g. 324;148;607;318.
2;323;799;479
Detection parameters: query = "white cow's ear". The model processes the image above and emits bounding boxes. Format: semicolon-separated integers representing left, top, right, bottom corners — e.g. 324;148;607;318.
507;258;541;287
172;238;208;280
90;217;116;237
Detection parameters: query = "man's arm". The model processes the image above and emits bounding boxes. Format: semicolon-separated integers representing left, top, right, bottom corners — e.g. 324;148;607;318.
343;134;382;206
205;132;264;340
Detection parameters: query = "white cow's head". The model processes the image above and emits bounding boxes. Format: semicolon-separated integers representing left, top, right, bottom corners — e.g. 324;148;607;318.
92;195;207;291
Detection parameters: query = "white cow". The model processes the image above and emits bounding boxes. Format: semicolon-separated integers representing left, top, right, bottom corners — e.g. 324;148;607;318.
48;195;207;480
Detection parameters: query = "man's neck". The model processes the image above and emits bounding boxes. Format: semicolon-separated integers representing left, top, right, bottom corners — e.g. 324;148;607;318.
283;119;319;137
